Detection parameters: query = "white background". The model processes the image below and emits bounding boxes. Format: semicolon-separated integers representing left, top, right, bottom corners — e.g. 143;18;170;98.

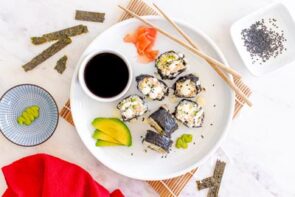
0;0;295;196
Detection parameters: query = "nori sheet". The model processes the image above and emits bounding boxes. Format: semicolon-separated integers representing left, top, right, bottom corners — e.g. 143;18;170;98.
23;37;72;72
54;55;68;74
31;37;47;45
196;160;226;197
31;25;88;45
196;177;216;190
207;160;226;197
75;10;105;22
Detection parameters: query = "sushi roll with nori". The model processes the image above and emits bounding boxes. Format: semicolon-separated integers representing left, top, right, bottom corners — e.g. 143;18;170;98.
155;51;187;79
117;95;148;121
148;106;178;137
174;99;204;128
173;74;202;98
136;74;169;101
143;130;172;153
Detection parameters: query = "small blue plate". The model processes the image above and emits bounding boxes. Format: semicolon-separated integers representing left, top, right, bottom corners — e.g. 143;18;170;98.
0;84;59;146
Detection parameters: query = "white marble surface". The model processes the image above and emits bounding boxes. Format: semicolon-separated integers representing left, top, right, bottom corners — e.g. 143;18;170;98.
0;0;295;196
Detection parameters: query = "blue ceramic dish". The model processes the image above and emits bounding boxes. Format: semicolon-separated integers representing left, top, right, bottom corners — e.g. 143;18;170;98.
0;84;58;146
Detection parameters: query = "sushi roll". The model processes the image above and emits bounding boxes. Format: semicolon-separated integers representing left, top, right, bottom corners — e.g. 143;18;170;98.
173;74;202;98
117;95;148;121
155;51;187;79
143;130;172;153
174;99;204;128
136;74;169;101
148;106;178;137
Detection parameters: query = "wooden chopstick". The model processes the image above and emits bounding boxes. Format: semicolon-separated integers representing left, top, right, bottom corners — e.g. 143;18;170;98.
118;5;242;79
152;3;198;49
152;4;252;107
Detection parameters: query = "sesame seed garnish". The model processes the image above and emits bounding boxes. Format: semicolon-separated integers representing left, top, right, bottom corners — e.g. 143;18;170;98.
241;18;286;64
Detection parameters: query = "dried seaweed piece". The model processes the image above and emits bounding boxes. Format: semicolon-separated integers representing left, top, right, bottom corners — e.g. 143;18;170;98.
75;10;105;22
31;37;47;45
43;25;88;41
54;55;68;74
22;37;72;72
196;177;216;190
207;160;226;197
31;25;88;45
212;160;226;182
196;160;226;197
207;186;219;197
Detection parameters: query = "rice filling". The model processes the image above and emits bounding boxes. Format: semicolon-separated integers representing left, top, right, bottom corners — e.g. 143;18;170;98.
117;95;148;121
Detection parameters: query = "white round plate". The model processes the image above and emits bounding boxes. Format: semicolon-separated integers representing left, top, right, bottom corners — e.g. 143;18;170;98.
71;16;234;180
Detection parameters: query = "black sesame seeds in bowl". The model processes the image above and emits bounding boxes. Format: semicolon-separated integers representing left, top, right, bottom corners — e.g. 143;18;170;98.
241;18;286;65
230;2;295;76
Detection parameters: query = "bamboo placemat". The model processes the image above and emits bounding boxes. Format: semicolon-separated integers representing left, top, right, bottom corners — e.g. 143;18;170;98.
60;0;252;196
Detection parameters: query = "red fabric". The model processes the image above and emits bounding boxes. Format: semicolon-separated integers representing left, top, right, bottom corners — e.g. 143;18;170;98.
2;154;124;197
110;190;125;197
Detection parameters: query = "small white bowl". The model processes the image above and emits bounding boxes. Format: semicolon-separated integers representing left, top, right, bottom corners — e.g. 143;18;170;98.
78;50;133;102
231;2;295;76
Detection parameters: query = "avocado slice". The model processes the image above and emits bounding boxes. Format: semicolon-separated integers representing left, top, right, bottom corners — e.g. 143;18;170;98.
92;130;122;145
92;118;132;146
95;140;121;147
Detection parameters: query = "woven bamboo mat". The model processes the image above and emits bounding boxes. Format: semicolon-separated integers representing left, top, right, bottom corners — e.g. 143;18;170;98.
60;0;252;196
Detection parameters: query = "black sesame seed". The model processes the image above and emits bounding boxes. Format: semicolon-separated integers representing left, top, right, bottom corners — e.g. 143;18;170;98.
241;18;286;64
201;135;204;139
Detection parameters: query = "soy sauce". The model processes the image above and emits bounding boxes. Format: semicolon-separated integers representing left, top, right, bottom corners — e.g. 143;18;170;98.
84;53;129;98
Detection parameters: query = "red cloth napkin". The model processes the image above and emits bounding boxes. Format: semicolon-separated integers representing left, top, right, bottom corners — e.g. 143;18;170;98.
2;153;124;197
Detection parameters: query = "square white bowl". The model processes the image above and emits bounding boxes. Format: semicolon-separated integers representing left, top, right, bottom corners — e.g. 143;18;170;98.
231;2;295;76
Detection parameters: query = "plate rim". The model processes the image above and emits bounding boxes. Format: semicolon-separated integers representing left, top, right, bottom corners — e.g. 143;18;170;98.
70;15;235;180
0;83;59;147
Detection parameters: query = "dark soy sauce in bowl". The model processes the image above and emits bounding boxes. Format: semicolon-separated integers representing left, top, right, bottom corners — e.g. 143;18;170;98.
84;53;129;98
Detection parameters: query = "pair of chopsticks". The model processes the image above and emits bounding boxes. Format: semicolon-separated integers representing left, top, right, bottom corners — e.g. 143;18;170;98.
118;4;252;107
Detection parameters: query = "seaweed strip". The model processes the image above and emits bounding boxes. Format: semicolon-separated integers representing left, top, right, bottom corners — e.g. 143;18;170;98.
75;10;105;22
31;37;47;45
23;37;72;72
54;55;68;74
207;160;226;197
196;160;226;197
196;177;216;190
207;186;219;197
43;25;88;41
31;25;88;45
